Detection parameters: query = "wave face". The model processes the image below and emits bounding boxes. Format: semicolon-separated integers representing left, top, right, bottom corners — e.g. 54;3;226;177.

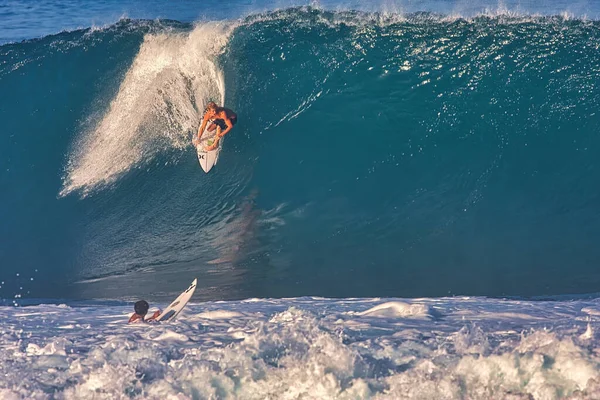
2;8;600;300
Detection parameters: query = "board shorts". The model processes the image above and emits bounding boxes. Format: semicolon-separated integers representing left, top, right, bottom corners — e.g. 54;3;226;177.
213;115;237;130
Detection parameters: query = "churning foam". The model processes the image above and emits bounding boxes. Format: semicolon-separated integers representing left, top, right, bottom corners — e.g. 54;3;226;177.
2;297;600;399
60;22;232;197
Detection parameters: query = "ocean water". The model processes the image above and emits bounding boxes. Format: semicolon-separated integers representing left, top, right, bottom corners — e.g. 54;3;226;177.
2;297;600;399
3;1;600;301
2;0;600;398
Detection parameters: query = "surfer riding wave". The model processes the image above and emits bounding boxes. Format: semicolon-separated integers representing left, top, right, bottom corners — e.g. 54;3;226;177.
194;101;237;151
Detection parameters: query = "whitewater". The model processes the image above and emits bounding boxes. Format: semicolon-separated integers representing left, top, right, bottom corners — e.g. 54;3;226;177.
2;297;600;399
2;0;600;398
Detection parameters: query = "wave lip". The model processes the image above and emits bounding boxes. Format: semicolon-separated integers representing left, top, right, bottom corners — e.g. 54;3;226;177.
2;0;600;45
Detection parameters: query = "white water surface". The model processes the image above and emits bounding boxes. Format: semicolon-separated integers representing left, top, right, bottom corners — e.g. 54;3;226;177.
1;296;600;399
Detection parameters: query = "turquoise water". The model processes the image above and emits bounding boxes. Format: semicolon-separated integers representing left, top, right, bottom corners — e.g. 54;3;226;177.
1;1;600;302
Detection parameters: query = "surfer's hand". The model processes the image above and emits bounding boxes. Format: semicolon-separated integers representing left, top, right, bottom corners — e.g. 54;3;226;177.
192;136;199;146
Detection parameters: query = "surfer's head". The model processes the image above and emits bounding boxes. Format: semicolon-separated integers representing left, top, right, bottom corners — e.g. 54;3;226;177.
134;300;149;316
206;101;218;113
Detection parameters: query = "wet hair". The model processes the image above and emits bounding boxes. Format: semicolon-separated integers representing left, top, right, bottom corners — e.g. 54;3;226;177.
206;101;218;112
134;300;149;316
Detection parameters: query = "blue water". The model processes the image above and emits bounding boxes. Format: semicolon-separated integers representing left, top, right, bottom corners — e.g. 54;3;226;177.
2;0;600;303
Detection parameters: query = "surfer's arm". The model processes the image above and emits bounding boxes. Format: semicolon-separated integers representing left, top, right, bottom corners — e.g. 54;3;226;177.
128;313;143;323
217;118;234;138
206;117;232;150
196;113;211;140
146;310;161;321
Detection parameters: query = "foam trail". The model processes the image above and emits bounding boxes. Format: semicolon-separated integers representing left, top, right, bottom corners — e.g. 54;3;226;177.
60;22;231;197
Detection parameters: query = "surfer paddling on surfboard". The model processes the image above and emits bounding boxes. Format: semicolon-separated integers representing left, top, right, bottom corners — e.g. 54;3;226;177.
128;300;161;323
193;101;237;151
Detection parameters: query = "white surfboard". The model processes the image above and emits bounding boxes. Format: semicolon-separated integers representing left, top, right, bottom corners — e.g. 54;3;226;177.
156;278;197;322
196;120;223;173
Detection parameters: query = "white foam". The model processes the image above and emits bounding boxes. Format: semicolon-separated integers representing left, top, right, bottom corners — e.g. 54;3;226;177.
2;297;600;399
0;389;20;400
582;307;600;316
150;330;189;342
580;322;594;340
26;340;67;356
60;22;233;197
355;301;432;318
196;310;244;319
